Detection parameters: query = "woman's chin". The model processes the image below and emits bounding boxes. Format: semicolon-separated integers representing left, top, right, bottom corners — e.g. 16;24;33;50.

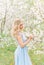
20;26;24;30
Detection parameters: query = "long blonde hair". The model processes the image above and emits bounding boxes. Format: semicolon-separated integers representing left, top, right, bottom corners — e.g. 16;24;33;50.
11;19;22;37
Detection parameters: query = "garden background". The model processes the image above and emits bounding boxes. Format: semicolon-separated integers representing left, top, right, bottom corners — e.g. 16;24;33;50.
0;0;44;65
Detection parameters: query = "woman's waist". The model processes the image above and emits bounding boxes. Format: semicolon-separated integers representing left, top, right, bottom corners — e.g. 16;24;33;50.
14;45;28;54
17;45;28;50
18;45;27;48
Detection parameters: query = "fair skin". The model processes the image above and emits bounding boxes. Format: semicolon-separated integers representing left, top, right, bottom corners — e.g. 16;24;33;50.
15;22;34;48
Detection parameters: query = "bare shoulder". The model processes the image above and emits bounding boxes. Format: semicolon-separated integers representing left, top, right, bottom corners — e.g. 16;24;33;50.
15;33;22;40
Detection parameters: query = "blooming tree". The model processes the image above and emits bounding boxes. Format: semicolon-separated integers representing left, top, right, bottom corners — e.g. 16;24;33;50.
0;0;44;49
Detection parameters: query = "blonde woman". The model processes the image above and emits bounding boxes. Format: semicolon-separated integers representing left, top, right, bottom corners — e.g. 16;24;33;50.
11;19;33;65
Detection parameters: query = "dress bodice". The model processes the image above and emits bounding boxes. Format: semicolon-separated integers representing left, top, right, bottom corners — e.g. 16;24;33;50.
15;32;27;47
20;32;27;42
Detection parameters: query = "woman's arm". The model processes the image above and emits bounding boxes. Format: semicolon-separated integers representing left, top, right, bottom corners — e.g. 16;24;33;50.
16;34;33;48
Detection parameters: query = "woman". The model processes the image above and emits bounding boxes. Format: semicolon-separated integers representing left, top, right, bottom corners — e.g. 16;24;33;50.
11;19;33;65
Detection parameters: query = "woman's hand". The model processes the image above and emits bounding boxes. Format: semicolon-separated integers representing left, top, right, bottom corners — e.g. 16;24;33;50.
28;34;34;40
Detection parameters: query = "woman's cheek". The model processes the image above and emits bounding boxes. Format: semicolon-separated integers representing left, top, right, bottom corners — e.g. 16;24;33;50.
20;25;23;29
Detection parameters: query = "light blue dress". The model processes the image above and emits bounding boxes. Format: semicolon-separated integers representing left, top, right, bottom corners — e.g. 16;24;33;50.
14;32;32;65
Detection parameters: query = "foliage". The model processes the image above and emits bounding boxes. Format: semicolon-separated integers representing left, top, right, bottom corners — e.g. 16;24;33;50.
0;0;44;65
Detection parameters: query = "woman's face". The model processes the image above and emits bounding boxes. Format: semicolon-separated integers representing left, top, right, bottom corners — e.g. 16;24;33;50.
20;23;24;29
18;22;24;32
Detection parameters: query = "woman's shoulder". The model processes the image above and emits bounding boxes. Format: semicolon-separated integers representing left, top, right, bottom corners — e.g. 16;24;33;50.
19;31;25;36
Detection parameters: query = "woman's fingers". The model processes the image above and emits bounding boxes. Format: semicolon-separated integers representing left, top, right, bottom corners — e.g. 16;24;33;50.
29;34;34;40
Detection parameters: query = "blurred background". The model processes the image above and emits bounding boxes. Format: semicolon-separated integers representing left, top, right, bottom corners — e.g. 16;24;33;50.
0;0;44;65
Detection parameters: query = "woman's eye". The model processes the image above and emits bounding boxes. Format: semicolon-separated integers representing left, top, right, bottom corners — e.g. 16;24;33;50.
20;24;23;26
